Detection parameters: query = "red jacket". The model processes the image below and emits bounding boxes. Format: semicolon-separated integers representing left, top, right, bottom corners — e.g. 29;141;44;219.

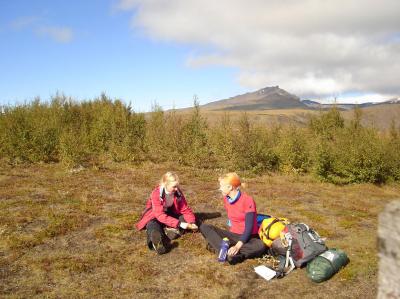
136;185;196;230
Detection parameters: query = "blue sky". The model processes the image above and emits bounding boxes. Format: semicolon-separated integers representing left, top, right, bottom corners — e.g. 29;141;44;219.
1;1;399;111
0;0;245;112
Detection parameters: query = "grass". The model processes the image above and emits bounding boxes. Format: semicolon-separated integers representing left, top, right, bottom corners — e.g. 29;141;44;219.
0;162;399;298
175;104;400;131
173;108;319;127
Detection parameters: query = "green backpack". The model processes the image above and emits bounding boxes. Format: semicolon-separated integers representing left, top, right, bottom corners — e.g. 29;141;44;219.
306;248;349;283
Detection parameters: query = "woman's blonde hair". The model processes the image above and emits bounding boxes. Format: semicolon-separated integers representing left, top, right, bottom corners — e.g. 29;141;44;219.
160;171;179;187
219;172;242;189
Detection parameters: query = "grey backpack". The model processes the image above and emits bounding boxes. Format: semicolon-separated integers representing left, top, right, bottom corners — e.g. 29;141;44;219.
286;223;328;268
271;223;328;276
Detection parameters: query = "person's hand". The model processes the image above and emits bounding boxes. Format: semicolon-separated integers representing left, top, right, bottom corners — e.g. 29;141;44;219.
187;223;198;231
179;222;198;230
228;241;243;256
179;222;189;229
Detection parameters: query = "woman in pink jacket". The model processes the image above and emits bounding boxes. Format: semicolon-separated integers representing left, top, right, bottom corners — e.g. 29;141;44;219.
136;172;198;254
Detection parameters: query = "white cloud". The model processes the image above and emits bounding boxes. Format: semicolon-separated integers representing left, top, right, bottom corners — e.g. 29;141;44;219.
114;0;139;11
36;26;74;43
8;16;74;44
9;16;40;30
118;0;400;99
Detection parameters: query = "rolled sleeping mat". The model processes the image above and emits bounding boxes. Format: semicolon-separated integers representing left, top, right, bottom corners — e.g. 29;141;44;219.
307;248;350;283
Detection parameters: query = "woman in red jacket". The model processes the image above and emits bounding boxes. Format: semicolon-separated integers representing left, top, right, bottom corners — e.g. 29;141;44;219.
136;172;198;254
199;172;267;264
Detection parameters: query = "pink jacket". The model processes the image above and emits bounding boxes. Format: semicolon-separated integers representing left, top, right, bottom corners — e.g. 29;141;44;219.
135;185;196;230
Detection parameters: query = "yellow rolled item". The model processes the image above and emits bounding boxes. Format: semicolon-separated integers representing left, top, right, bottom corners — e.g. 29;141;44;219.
259;217;289;247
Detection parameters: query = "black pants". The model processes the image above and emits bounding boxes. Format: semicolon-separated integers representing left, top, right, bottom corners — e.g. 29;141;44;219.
145;214;185;249
199;223;267;259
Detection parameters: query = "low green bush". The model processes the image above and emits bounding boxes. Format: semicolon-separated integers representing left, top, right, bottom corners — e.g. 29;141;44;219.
0;96;398;184
276;125;311;174
0;94;145;166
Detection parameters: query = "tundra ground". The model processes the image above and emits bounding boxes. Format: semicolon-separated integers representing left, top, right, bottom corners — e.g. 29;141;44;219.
1;162;399;298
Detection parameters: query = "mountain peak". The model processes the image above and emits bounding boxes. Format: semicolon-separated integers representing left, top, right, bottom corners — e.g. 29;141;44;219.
257;85;280;94
203;86;307;111
256;86;294;98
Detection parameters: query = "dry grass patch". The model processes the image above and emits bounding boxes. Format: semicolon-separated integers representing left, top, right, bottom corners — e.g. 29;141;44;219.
0;162;399;298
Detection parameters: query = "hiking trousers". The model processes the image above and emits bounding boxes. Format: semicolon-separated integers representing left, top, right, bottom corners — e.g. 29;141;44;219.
199;223;267;259
145;214;185;249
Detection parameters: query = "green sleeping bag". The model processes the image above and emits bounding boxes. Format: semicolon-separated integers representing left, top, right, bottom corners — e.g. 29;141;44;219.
306;248;349;283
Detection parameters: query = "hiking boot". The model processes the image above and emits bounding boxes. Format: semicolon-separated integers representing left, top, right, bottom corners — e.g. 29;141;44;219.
150;230;167;255
227;254;245;265
206;243;217;254
164;227;182;240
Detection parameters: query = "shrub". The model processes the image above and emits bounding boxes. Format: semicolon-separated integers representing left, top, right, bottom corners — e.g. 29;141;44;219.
311;108;391;184
234;113;278;173
0;99;62;163
208;113;278;173
208;112;237;169
385;120;400;181
144;103;168;162
178;97;213;167
1;96;399;184
276;125;311;174
309;107;344;140
336;127;389;184
0;94;145;166
313;138;335;180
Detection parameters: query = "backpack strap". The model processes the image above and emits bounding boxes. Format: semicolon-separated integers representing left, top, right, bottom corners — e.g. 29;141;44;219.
175;188;183;201
264;218;286;239
275;231;295;278
159;186;166;203
284;233;295;274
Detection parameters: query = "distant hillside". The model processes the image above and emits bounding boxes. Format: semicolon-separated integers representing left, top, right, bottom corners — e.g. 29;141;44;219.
342;103;400;129
301;98;400;110
202;86;309;110
169;86;399;130
301;99;375;110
